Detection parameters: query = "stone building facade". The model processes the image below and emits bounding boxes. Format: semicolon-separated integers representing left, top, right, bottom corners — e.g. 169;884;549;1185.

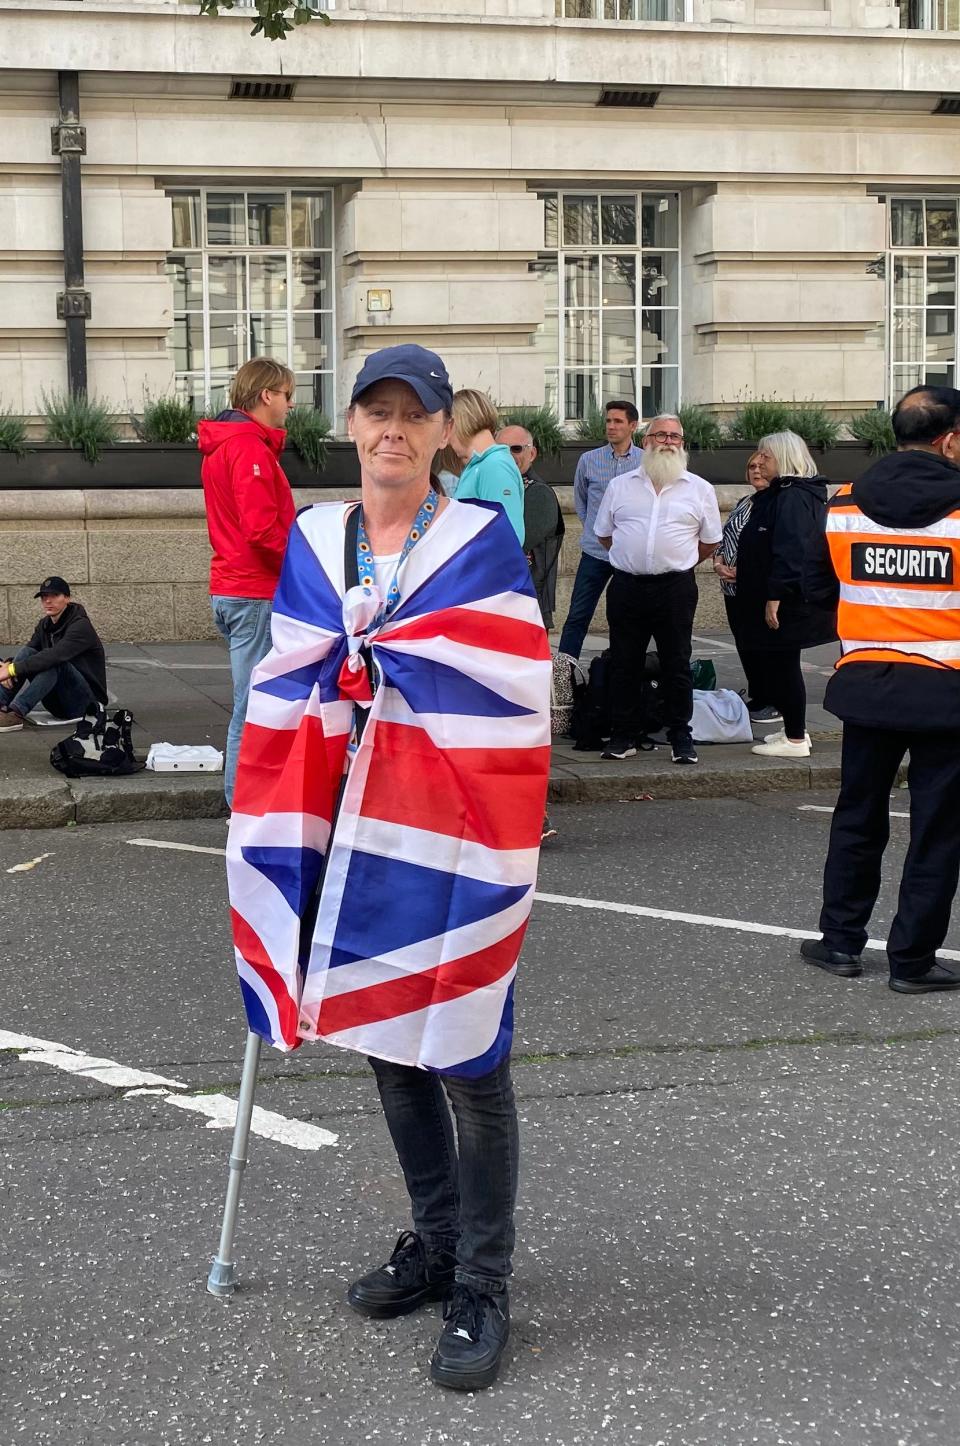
1;0;960;640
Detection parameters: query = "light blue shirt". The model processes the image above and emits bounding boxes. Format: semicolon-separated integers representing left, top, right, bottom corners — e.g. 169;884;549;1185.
454;444;525;543
573;442;644;561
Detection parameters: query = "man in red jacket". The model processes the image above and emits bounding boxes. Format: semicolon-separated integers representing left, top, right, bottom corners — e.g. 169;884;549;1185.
198;358;296;806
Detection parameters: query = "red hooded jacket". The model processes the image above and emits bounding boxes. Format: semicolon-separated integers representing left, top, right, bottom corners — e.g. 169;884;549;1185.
198;411;296;600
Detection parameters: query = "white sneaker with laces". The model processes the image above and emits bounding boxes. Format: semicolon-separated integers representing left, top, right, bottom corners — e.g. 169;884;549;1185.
763;729;811;745
752;736;811;758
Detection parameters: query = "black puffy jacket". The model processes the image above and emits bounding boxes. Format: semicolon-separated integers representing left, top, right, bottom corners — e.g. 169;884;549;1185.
733;475;837;652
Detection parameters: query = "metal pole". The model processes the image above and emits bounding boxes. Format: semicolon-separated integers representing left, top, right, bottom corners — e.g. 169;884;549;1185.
55;71;89;398
207;1028;263;1298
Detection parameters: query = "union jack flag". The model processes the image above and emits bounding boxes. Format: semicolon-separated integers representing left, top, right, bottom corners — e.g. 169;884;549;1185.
226;497;551;1076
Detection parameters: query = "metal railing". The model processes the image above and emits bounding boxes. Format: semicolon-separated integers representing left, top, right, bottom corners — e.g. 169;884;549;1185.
556;0;685;18
899;0;960;27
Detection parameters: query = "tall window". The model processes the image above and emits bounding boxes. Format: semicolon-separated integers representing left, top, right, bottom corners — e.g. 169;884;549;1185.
167;188;335;414
532;190;680;423
889;196;959;399
555;0;685;17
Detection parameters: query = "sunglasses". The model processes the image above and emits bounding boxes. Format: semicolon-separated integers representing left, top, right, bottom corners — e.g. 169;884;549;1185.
508;444;529;454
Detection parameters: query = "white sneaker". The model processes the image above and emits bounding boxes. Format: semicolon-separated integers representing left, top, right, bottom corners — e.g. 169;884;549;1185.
752;736;812;758
763;728;811;745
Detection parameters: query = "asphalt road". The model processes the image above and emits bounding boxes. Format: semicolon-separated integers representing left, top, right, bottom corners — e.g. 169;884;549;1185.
2;793;960;1446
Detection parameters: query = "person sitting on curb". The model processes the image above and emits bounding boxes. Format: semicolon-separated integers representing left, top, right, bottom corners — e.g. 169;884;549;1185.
0;576;107;733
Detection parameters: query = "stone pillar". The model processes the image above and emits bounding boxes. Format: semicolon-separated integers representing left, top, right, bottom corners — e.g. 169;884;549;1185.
682;182;886;413
337;178;545;422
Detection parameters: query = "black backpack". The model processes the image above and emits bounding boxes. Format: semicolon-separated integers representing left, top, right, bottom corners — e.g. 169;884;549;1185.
570;649;664;751
50;706;143;778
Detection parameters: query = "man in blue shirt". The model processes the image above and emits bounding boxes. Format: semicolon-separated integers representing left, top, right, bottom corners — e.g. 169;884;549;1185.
557;400;642;659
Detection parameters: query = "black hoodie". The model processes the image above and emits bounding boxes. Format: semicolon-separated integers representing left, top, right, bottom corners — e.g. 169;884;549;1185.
806;448;960;732
15;602;107;704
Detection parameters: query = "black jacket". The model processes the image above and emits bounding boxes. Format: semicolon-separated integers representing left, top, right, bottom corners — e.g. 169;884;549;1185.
16;602;107;703
522;472;565;630
733;475;837;652
806;448;960;732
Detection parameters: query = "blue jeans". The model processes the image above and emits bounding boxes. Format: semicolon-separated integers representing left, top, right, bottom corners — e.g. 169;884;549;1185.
557;552;613;659
369;1056;519;1295
211;595;273;808
5;646;96;720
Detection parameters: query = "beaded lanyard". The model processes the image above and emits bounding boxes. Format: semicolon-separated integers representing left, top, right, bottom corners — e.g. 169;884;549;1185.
355;488;439;627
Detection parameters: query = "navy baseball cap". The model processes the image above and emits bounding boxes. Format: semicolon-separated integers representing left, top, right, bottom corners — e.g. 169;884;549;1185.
350;345;453;413
35;575;70;597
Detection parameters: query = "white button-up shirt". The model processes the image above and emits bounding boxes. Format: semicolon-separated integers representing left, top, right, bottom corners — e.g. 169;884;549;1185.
594;466;723;575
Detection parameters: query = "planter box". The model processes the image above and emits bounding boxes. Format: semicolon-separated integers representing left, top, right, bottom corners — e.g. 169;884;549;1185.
0;441;361;491
0;438;875;492
534;440;875;489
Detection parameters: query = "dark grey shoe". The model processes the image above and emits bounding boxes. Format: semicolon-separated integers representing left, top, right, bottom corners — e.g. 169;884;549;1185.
889;963;960;994
800;938;863;978
347;1231;456;1319
429;1283;510;1392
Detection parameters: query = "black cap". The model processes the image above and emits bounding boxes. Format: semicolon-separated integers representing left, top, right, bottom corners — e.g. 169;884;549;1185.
350;344;453;413
35;576;71;598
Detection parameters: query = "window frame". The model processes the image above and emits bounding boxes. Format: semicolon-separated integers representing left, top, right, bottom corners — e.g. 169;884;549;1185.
887;193;960;404
165;185;336;416
533;188;682;425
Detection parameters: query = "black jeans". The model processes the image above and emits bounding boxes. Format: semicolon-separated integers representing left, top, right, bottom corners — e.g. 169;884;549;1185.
557;553;613;660
607;568;697;740
369;1055;519;1295
724;595;771;708
758;648;806;739
819;722;960;979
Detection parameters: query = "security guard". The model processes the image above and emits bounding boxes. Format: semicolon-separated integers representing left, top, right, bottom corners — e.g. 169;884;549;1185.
802;385;960;994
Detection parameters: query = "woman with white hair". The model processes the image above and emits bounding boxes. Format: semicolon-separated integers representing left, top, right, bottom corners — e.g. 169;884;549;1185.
734;430;837;758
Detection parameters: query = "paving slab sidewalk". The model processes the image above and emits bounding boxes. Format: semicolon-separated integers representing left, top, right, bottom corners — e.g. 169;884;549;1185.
0;632;845;829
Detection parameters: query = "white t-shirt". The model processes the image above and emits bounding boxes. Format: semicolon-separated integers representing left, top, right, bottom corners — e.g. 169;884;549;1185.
593;467;723;575
371;552;400;602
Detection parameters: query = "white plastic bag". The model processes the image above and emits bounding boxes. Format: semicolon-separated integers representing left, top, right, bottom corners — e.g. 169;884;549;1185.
690;688;753;744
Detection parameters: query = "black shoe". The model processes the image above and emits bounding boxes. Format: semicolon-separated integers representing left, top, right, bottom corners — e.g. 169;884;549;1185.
670;735;698;765
800;938;863;978
889;963;960;994
429;1283;510;1392
347;1231;456;1319
601;738;636;760
748;704;782;723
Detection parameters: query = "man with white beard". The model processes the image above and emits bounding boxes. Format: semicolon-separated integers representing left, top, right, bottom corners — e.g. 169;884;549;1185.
593;414;722;764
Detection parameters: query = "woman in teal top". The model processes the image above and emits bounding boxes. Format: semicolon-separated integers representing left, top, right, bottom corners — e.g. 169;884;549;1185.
451;389;525;543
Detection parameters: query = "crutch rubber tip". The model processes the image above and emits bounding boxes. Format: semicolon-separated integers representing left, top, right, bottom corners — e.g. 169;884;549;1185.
207;1259;236;1297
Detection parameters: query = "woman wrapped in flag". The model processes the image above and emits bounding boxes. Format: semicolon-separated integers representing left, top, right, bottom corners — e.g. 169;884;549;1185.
226;344;551;1392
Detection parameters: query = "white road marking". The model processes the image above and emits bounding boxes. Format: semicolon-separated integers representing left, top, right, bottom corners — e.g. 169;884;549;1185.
6;853;52;874
0;1030;338;1151
110;659;232;671
127;838;228;857
798;804;911;819
123;839;960;963
166;1092;338;1150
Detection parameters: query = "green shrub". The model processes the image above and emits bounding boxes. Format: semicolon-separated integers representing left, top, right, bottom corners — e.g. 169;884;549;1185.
783;404;841;451
498;404;564;461
726;398;792;445
574;403;609;445
0;407;27;458
849;409;896;457
676;403;723;452
138;394;198;444
41;390;120;464
285;406;331;473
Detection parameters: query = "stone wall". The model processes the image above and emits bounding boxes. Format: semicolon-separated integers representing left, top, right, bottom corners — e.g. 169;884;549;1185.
0;484;745;644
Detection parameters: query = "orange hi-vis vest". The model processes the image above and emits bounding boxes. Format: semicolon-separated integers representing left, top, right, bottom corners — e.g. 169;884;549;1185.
825;483;960;671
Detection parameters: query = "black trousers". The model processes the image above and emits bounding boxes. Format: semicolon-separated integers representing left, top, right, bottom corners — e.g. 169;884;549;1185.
607;568;697;740
819;721;960;979
758;649;806;739
724;596;769;707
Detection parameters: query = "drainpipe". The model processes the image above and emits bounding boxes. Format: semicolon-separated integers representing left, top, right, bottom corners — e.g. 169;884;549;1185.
52;71;90;397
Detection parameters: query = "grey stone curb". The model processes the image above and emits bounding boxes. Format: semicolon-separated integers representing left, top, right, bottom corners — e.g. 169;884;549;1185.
0;749;847;830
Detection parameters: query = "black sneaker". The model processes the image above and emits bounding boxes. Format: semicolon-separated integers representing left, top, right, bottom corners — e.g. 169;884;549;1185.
429;1283;510;1392
800;938;863;978
601;738;637;760
347;1231;456;1319
671;734;698;765
749;704;781;723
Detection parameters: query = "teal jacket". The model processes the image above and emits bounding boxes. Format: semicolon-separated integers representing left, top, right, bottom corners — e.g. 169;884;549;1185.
454;444;525;543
